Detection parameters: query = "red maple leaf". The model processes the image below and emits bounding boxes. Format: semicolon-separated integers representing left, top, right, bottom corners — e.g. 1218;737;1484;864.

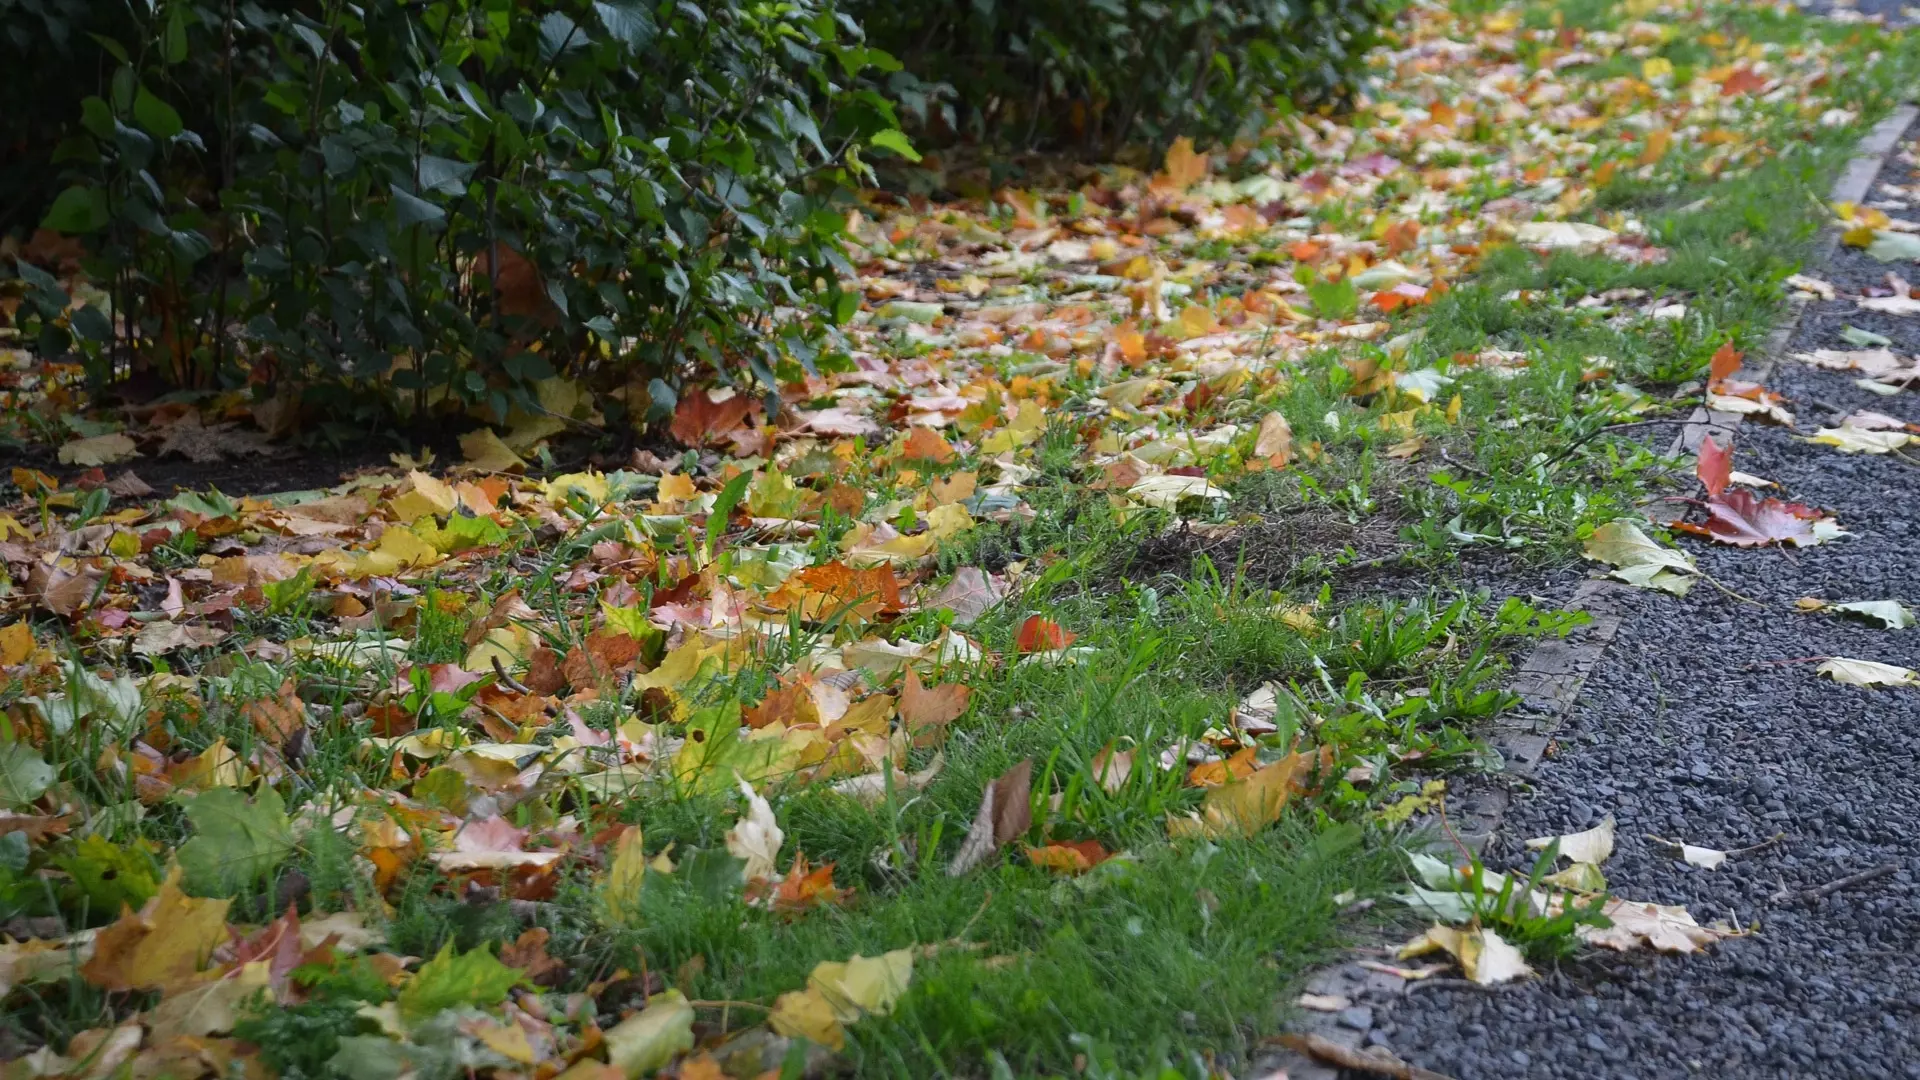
1696;436;1731;498
1674;489;1821;547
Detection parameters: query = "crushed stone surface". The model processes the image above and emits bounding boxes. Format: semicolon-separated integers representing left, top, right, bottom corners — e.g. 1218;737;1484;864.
1369;121;1920;1080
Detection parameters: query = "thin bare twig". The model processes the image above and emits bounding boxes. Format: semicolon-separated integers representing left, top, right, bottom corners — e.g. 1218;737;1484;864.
1799;863;1896;903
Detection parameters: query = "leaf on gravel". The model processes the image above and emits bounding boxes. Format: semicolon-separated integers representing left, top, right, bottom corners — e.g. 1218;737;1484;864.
1583;520;1695;593
1679;844;1727;870
1704;391;1793;425
1794;347;1907;375
1296;992;1351;1012
1399;924;1532;984
1677;488;1825;548
1830;600;1916;629
725;775;784;883
1583;521;1693;572
1526;814;1615;864
1865;230;1920;261
947;758;1032;876
176;786;295;896
1816;657;1918;687
1857;294;1920;315
1806;427;1912;453
1841;324;1894;346
1578;899;1734;954
58;433;138;466
1542;860;1608;892
604;990;695;1078
1273;1034;1453;1080
1696;436;1731;497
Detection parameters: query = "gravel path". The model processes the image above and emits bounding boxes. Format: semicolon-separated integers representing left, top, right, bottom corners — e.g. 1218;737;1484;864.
1368;126;1920;1078
1792;0;1912;23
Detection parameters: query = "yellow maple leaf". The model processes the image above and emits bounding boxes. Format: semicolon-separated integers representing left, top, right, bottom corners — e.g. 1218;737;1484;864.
82;867;231;993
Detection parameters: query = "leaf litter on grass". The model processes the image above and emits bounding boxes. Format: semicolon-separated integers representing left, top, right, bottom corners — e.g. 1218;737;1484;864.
1;1;1912;1075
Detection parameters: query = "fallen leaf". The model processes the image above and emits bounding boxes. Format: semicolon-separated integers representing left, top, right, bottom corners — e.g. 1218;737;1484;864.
1678;489;1824;548
927;567;1004;624
1679;845;1727;870
1816;657;1918;688
1254;411;1294;464
82;868;231;993
1578;899;1734;954
1514;220;1614;249
1014;616;1075;653
947;758;1032;876
1696;436;1731;497
1525;814;1615;864
1830;600;1916;629
900;668;970;745
725;775;784;882
1807;427;1911;453
59;434;138;467
603;990;695;1078
1272;1034;1451;1080
1024;838;1113;875
1399;923;1532;984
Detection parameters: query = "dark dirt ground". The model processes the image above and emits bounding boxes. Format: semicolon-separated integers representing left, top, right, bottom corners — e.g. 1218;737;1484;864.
1362;122;1920;1080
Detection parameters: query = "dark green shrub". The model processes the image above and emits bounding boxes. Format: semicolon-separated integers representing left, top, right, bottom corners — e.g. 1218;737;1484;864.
4;1;912;430
855;0;1398;154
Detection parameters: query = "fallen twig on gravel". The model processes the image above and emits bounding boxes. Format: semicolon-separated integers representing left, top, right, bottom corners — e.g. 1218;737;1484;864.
1269;1033;1457;1080
1799;863;1897;903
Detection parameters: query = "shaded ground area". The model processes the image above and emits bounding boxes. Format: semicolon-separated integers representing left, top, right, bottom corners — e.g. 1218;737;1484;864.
1374;120;1920;1080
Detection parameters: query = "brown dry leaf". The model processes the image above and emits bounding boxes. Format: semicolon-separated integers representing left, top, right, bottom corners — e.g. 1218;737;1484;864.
499;928;565;986
1254;411;1294;465
670;389;755;447
947;758;1032;876
28;563;103;616
59;433;139;467
900;668;970;746
1272;1034;1453;1080
105;470;155;498
154;413;277;463
244;679;306;749
902;426;956;463
1090;741;1134;794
